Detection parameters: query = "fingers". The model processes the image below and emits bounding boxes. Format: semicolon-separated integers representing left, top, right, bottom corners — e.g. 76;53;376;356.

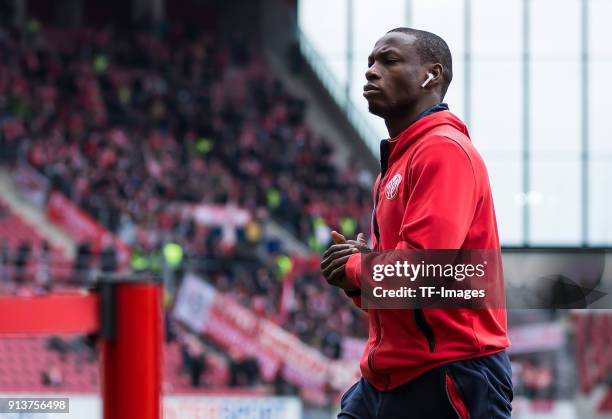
321;247;358;271
345;237;370;253
331;230;346;244
322;243;355;258
321;254;353;280
327;263;350;286
357;233;367;244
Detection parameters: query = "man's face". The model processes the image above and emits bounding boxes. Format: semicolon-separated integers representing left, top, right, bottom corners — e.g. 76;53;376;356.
363;32;425;118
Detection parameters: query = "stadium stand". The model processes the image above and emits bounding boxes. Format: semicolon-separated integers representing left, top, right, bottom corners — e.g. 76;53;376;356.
0;22;368;401
0;337;97;392
0;198;71;289
0;332;259;394
0;25;372;248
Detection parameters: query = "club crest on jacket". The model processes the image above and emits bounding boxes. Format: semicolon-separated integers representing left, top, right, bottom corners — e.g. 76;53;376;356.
385;174;402;200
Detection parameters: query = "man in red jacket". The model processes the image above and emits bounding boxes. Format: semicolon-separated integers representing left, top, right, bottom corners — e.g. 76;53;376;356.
321;28;512;418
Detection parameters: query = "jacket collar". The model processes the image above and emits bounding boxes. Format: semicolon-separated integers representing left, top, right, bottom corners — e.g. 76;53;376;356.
378;104;471;168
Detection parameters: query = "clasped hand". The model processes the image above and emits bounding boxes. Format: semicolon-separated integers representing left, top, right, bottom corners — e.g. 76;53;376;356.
320;231;371;292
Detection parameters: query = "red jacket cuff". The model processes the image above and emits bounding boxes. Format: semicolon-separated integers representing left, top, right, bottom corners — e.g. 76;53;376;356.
345;252;362;289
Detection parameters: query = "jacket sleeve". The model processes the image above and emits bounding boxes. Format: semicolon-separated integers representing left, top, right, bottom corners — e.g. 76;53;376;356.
344;256;366;310
344;137;478;291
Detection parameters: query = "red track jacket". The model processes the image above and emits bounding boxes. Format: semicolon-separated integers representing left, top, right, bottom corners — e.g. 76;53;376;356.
344;110;510;391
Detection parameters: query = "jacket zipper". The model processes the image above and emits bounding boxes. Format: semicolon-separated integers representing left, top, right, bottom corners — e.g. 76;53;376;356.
371;140;388;243
374;141;436;353
367;140;391;390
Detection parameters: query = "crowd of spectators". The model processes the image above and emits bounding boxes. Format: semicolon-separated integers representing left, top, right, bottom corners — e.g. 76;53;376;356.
0;23;373;246
0;21;370;370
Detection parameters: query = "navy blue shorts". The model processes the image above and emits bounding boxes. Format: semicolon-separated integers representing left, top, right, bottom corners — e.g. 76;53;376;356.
338;351;513;419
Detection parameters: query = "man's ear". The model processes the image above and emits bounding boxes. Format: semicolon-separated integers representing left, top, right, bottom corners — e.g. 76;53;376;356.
425;63;444;89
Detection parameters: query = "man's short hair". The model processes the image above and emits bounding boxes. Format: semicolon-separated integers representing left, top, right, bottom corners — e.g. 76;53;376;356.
387;27;453;98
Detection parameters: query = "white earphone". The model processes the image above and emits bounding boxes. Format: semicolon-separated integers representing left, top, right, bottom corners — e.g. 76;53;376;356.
421;72;434;88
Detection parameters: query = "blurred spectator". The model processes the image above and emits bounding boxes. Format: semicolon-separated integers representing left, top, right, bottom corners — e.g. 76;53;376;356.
321;330;342;360
41;362;64;387
46;336;69;362
36;240;51;290
0;239;10;283
180;333;208;388
273;363;299;395
14;241;31;284
228;347;260;387
74;242;92;284
522;360;554;399
70;336;97;365
100;237;117;274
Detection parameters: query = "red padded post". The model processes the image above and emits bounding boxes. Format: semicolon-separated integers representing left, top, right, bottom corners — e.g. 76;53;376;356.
100;281;163;419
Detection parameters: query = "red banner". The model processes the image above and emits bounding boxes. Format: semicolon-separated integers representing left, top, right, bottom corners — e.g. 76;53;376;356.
47;191;131;269
173;274;361;404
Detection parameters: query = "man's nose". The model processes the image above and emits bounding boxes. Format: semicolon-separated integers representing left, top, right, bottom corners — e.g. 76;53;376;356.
365;65;380;81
